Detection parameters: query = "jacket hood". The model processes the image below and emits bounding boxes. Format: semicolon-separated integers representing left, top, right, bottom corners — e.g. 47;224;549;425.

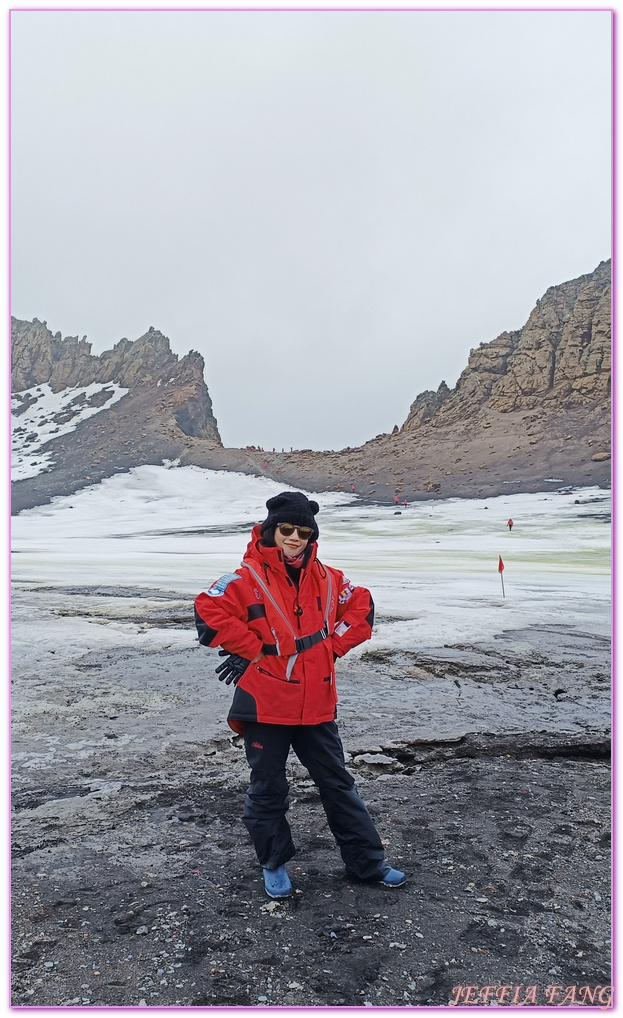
244;523;318;572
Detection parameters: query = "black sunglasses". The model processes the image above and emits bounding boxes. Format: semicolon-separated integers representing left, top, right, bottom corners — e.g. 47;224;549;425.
277;523;313;540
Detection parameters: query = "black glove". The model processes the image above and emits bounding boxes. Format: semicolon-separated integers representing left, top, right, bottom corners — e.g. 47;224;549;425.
215;648;250;686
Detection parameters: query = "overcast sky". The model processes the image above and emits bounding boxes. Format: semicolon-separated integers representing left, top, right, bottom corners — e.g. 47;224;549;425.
10;10;611;451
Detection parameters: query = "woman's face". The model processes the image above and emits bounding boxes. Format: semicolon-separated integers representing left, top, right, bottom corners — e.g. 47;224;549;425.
273;524;310;558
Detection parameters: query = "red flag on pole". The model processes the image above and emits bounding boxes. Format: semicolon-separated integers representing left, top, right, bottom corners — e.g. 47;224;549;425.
498;555;505;598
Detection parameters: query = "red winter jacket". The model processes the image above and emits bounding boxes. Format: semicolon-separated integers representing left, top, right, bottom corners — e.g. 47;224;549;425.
194;525;374;732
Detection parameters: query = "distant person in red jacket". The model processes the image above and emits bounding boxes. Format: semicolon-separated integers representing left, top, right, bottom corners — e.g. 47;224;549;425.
507;518;514;531
194;491;405;898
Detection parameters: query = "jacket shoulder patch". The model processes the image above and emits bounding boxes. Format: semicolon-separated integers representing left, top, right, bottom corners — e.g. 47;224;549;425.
205;573;241;597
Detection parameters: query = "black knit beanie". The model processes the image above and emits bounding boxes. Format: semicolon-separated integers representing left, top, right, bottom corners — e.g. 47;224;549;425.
259;491;320;545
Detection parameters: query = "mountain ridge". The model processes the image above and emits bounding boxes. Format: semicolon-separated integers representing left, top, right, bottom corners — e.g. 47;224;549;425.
401;259;610;431
11;319;221;443
11;260;610;513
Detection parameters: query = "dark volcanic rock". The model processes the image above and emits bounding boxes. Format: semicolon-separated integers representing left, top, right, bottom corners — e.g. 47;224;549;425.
11;590;611;1008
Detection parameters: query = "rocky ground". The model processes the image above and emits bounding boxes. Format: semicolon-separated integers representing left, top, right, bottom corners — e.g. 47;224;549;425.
186;401;610;505
11;586;611;1008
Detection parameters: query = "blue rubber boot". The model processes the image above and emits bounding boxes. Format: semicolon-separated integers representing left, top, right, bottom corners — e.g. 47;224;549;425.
263;864;293;899
378;867;406;887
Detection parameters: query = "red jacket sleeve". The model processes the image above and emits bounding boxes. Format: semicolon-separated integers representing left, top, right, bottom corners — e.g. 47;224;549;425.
194;573;263;661
330;570;375;659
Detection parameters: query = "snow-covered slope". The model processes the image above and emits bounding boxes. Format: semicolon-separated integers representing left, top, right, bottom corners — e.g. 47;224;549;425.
11;382;128;480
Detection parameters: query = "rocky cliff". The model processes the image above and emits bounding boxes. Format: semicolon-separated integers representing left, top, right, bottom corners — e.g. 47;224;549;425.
402;260;611;430
11;321;226;512
11;319;221;443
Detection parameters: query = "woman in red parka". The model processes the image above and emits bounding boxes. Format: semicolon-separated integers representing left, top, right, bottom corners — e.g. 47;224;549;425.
194;491;406;898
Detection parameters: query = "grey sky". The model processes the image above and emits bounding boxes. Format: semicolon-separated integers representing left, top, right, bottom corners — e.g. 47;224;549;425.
11;10;611;451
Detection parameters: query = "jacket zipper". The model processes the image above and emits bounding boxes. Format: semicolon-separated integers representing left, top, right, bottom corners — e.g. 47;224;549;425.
257;665;300;684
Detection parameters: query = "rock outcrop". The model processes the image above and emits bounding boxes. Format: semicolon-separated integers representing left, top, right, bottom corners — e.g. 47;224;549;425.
402;260;610;431
11;320;221;443
401;381;452;427
11;320;225;513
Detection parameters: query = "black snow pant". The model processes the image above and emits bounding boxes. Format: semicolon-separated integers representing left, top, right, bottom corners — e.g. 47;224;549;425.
242;720;388;881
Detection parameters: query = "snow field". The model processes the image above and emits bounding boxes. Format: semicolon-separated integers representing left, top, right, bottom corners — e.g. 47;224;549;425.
11;466;610;649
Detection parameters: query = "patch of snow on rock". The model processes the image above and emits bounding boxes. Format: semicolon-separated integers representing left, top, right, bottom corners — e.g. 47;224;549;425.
11;382;129;480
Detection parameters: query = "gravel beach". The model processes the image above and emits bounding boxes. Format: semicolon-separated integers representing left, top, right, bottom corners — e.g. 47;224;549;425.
11;582;611;1008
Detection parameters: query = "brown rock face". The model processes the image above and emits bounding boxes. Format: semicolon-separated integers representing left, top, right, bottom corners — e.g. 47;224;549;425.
11;318;94;393
236;260;610;502
402;381;451;428
402;260;610;430
10;319;221;443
